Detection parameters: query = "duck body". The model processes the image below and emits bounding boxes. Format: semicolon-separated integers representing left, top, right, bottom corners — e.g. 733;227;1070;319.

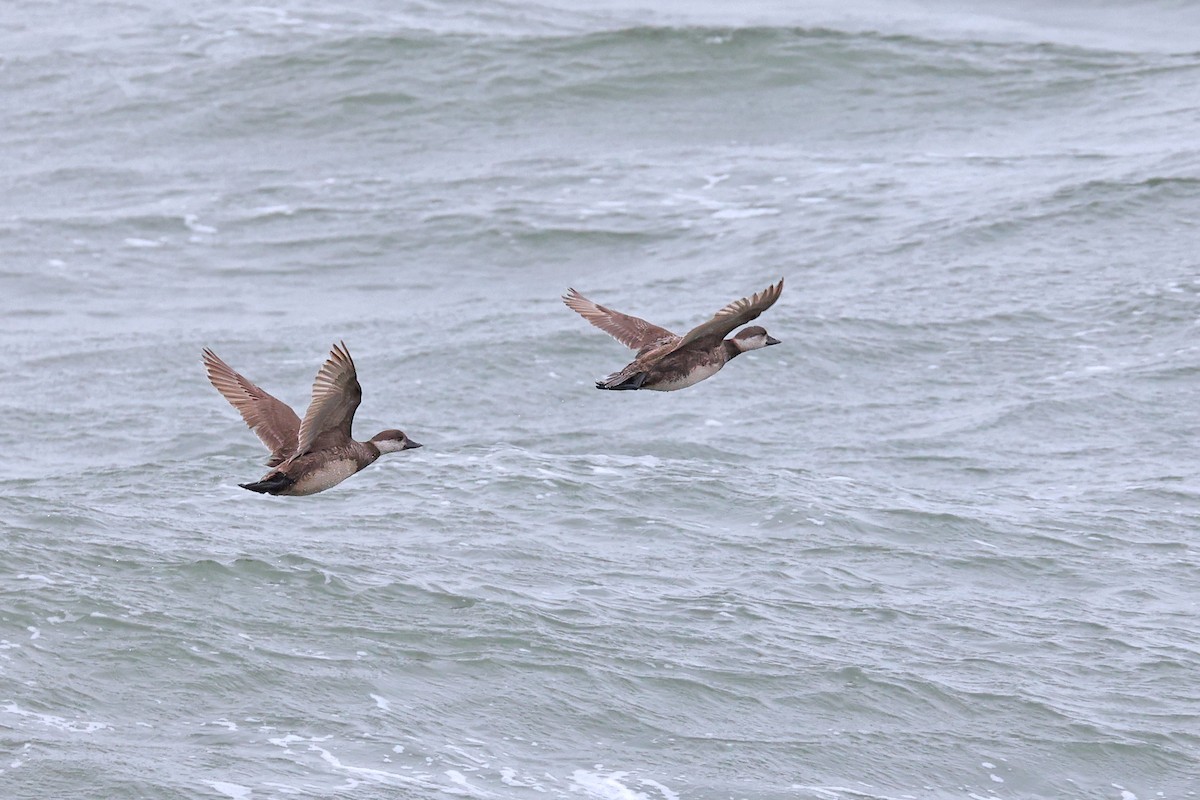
239;431;417;495
240;442;376;496
564;279;784;393
601;340;735;391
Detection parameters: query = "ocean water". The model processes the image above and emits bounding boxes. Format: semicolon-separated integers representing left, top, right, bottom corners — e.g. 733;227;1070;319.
2;1;1199;798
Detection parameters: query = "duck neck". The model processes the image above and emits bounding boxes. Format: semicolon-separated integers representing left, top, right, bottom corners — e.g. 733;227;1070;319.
723;339;742;361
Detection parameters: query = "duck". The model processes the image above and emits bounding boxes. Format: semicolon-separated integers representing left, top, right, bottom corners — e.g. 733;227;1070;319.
563;278;783;391
202;342;421;495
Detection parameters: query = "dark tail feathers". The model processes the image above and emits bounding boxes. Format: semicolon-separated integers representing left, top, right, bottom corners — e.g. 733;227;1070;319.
240;473;295;495
596;372;647;391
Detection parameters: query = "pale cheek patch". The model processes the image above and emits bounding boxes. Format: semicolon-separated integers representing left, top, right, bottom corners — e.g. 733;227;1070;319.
741;336;768;351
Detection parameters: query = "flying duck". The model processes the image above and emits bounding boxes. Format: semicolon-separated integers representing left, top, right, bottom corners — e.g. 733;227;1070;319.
202;342;421;495
563;278;783;391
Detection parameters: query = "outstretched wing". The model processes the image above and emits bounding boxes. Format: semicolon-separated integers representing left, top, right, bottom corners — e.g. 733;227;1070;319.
292;341;362;458
202;348;301;467
672;278;784;351
563;288;677;352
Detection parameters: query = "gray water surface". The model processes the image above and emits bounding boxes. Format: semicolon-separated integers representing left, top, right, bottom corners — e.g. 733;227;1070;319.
2;1;1199;798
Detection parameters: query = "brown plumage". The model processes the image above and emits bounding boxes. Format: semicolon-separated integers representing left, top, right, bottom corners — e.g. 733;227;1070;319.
561;289;676;354
202;348;301;468
563;278;784;391
294;342;361;457
202;342;421;496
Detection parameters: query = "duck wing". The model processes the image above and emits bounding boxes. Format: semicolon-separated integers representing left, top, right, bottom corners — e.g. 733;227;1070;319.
292;341;362;459
203;348;301;467
563;288;678;353
670;278;784;352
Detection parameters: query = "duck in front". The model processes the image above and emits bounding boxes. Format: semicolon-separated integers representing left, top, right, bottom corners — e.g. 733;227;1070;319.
202;342;421;495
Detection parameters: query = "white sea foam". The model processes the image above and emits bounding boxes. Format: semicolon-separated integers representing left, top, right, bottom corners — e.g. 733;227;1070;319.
639;779;679;800
499;767;536;787
570;771;648;800
250;205;295;217
3;703;110;733
711;207;781;219
445;769;484;793
207;781;252;799
569;770;678;800
184;214;218;234
267;733;308;748
311;744;437;790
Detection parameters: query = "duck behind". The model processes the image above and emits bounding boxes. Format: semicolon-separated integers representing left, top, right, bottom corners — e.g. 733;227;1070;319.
564;278;784;392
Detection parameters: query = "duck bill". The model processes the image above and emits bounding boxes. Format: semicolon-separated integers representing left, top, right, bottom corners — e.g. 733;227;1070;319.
765;336;781;346
404;440;423;450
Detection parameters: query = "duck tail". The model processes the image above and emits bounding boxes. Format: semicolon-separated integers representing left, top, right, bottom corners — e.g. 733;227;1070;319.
596;371;647;391
239;473;295;495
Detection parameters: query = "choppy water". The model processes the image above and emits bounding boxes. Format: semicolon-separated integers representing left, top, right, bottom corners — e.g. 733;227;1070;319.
3;1;1200;798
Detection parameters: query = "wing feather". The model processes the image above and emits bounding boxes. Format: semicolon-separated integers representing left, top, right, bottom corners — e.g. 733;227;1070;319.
671;278;784;351
202;349;301;467
562;288;677;352
292;341;362;458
